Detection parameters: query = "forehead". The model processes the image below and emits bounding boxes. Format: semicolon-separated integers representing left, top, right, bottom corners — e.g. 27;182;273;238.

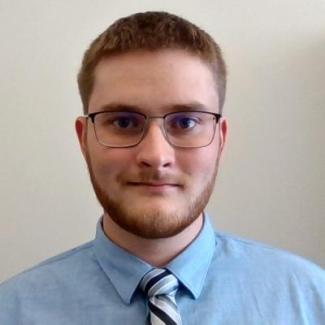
88;49;219;114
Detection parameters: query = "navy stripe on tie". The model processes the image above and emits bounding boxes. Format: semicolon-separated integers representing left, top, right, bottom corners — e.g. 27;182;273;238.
144;269;169;295
149;300;177;325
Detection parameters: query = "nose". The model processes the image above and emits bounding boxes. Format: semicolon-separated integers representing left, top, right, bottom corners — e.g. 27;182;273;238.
135;120;175;169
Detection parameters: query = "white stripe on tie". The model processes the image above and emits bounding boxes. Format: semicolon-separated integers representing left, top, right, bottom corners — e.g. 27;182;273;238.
140;268;182;325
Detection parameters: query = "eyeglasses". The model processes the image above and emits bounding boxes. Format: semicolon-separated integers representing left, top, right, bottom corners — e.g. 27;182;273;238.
87;110;222;148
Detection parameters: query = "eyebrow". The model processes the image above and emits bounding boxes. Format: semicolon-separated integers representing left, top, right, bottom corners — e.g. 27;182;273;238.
95;102;211;114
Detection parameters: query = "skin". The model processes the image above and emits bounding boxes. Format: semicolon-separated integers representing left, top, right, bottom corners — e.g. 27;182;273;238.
76;49;228;267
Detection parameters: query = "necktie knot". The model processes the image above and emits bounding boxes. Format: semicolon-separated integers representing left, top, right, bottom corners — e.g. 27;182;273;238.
140;268;182;325
140;268;179;298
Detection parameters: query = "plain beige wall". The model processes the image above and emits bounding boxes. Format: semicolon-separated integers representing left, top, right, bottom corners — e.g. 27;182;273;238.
0;0;324;282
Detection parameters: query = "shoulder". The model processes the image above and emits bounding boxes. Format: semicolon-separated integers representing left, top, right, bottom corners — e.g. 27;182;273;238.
0;241;99;323
213;231;324;276
0;240;95;298
212;231;325;302
210;232;325;321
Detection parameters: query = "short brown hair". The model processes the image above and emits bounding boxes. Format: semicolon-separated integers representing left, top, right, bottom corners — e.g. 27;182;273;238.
78;11;227;114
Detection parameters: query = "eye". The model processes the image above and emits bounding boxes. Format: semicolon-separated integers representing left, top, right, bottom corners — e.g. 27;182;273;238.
177;117;197;129
169;114;200;130
114;117;135;128
111;114;142;129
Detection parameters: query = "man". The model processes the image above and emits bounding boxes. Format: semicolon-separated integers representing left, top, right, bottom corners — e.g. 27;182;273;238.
0;11;324;325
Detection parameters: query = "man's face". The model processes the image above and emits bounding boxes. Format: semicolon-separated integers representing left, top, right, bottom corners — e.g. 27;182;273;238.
76;49;227;239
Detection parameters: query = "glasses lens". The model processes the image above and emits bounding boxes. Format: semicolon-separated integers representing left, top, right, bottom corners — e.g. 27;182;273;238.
94;112;145;147
165;112;216;148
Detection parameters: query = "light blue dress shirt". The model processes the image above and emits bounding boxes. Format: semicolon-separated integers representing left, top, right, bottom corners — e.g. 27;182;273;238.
0;215;324;324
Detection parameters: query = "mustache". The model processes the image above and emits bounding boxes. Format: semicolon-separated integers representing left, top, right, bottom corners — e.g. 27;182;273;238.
120;171;185;185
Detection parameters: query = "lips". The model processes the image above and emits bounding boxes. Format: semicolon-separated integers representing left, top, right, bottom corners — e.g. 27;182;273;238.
128;182;180;187
126;183;180;196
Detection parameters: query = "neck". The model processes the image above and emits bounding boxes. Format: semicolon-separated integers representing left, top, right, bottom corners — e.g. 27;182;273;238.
102;213;203;267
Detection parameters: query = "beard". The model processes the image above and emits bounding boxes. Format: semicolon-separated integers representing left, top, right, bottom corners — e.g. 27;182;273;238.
85;151;219;239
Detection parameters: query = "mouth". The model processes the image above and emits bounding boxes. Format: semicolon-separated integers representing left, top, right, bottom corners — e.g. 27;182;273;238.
128;182;180;187
127;181;182;192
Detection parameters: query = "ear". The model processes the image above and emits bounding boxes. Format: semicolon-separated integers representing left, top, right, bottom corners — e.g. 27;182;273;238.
218;117;228;155
75;117;88;158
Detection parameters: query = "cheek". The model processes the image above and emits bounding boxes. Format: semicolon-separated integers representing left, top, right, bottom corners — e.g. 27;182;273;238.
178;146;219;179
88;146;130;181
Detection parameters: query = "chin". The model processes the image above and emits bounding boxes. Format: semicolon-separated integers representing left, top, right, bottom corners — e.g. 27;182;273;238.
108;203;197;239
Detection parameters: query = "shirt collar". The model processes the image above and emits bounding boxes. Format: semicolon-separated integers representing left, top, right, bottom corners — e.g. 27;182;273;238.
165;214;216;299
93;217;152;304
92;213;216;304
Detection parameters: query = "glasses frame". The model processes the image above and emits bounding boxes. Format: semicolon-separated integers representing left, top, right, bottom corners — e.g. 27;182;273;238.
87;110;222;149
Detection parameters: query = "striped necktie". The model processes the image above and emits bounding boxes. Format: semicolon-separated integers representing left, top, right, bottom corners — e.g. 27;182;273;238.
140;268;182;325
